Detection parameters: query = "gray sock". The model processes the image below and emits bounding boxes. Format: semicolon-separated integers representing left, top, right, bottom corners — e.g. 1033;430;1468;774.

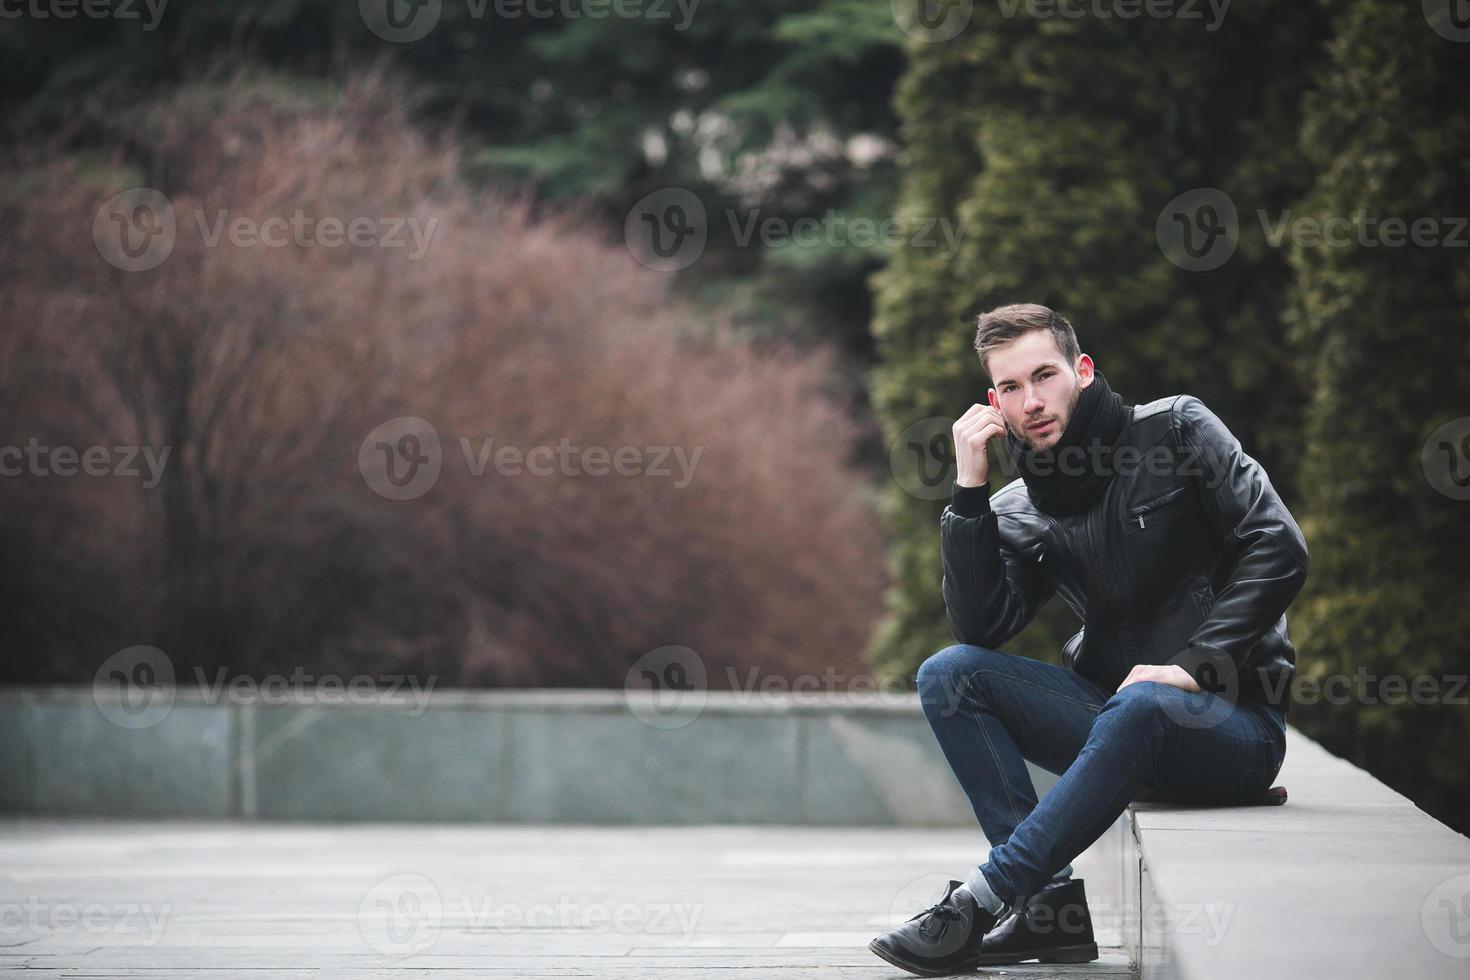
959;866;1009;916
960;862;1074;916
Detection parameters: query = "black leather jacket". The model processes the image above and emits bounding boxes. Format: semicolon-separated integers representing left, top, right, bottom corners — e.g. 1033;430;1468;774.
941;395;1308;712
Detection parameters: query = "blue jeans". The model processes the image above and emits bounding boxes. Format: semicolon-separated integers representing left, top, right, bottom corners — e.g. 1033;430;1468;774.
917;643;1287;905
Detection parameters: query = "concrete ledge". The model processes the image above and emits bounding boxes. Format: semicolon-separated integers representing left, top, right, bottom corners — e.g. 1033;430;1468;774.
9;686;1468;976
0;685;1060;825
1119;725;1470;979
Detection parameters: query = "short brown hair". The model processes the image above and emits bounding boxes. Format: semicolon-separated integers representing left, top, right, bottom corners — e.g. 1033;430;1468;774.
973;304;1081;379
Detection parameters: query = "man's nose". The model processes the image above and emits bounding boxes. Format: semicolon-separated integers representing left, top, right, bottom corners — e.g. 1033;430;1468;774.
1023;387;1045;414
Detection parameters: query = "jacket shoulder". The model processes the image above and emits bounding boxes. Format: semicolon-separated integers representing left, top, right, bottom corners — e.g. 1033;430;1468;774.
1131;394;1190;422
1132;394;1224;441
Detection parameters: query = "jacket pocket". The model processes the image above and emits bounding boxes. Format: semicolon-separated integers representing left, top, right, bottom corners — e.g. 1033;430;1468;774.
1125;485;1190;533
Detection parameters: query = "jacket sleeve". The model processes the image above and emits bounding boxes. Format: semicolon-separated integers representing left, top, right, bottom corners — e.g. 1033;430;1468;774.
1177;396;1309;686
941;484;1055;648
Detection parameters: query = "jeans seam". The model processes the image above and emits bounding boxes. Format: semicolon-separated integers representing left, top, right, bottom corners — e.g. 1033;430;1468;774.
958;672;1025;829
971;668;1107;714
989;706;1165;901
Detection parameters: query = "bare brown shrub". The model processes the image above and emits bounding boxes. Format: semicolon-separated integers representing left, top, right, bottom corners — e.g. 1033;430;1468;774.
0;69;888;690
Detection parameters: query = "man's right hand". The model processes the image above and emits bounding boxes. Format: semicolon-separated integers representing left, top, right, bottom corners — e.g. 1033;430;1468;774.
953;404;1008;488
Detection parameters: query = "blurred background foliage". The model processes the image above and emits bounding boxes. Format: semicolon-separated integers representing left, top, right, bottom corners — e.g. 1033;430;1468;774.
1;0;1466;831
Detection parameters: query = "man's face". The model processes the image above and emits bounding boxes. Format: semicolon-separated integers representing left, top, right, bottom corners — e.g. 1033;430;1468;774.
984;331;1094;451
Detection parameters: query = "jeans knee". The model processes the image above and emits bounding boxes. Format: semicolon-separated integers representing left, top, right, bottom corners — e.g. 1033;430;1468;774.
1100;681;1170;730
918;643;997;713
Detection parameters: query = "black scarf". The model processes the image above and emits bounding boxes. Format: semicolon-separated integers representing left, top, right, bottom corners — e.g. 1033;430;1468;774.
1003;371;1132;517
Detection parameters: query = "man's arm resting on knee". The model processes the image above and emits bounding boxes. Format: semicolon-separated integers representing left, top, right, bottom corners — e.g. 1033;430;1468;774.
941;482;1055;649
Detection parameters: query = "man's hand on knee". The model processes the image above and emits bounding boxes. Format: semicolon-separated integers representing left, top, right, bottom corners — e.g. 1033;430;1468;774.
1115;664;1201;694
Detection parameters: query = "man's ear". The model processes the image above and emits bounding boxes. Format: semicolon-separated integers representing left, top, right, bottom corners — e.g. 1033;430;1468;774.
1076;354;1096;387
986;388;999;409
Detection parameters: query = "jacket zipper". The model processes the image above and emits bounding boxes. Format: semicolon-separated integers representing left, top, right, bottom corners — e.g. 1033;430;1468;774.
1129;486;1187;530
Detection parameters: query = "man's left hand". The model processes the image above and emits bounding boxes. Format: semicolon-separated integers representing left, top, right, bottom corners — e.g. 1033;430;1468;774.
1116;663;1201;694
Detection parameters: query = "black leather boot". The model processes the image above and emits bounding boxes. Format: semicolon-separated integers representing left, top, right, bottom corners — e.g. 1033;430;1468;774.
867;879;1005;977
969;877;1099;966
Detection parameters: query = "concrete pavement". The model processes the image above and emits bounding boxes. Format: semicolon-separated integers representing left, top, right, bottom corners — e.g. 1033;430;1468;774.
0;820;1133;978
